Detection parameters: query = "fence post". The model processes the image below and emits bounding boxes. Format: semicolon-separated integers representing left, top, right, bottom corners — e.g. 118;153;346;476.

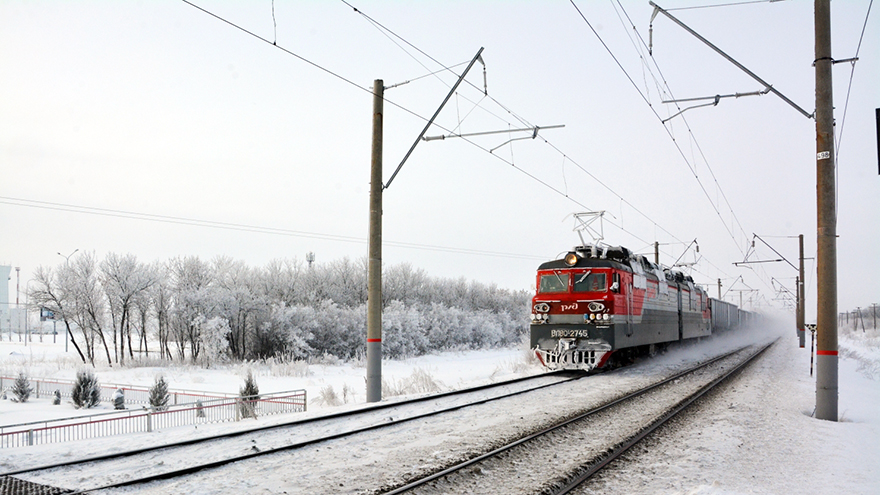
147;410;152;433
28;429;34;446
235;398;241;422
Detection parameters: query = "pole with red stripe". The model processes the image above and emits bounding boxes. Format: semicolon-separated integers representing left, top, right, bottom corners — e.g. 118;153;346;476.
814;0;838;421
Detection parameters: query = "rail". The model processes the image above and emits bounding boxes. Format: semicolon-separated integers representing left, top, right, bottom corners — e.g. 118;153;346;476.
0;389;307;448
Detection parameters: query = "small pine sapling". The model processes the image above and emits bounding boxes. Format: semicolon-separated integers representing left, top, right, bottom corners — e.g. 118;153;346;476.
72;370;101;409
149;376;170;411
53;390;62;405
238;371;260;419
12;372;33;403
113;388;125;410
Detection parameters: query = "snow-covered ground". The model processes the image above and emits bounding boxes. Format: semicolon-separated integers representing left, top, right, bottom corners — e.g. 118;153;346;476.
1;322;878;494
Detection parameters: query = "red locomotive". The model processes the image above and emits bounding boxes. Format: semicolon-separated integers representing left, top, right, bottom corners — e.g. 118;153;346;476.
530;244;728;371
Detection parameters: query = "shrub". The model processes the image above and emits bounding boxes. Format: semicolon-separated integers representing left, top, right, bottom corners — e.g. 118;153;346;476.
12;373;33;403
310;385;341;407
72;370;101;409
113;388;125;410
238;370;260;419
149;376;170;411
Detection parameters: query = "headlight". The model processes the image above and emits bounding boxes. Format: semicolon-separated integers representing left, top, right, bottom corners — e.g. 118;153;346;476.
564;253;578;266
588;302;605;312
534;303;550;313
603;313;610;320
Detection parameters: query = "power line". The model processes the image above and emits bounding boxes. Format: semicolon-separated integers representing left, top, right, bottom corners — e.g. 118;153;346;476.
612;0;753;258
666;0;782;12
835;0;874;159
182;0;745;282
569;0;773;291
0;196;546;261
342;0;727;263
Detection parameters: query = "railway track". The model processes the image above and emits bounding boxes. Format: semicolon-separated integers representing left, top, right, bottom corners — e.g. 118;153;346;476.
0;370;582;494
379;340;774;495
1;342;770;494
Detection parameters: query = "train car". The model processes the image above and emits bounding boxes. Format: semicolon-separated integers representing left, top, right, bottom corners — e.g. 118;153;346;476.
530;244;712;371
709;297;738;332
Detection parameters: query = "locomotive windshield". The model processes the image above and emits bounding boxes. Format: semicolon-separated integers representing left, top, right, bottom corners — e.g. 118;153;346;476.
538;272;569;293
574;271;607;292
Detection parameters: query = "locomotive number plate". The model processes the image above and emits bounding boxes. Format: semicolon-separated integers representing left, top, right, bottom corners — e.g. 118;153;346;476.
551;329;591;338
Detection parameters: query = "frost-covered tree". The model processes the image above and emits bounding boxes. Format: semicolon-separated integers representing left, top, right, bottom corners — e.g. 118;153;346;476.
72;370;101;409
12;373;33;403
261;258;303;307
198;316;231;367
101;253;156;364
149;376;170;411
168;256;214;362
148;266;174;360
263;304;313;361
383;301;427;358
40;252;530;365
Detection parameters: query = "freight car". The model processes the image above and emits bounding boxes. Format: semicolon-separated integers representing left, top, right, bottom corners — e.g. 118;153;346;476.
530;244;750;371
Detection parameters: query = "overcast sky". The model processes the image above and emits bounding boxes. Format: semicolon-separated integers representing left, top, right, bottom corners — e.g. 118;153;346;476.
1;0;877;320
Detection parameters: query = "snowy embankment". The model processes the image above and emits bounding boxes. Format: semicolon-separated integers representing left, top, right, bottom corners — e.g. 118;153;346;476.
1;323;878;495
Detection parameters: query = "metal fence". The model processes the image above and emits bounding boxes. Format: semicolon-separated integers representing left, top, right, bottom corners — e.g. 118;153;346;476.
0;390;307;448
0;376;234;405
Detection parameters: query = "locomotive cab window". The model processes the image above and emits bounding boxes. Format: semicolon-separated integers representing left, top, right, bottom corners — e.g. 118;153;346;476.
573;271;607;292
539;272;569;293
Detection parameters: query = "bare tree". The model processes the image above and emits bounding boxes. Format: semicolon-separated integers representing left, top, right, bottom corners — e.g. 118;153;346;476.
100;253;156;364
28;265;88;364
148;264;174;360
70;252;113;366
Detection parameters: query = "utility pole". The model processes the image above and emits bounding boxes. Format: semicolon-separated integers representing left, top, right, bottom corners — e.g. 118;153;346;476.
367;79;384;403
15;267;21;345
814;0;838;421
872;303;877;329
717;278;721;300
654;241;660;265
798;234;806;348
366;49;485;403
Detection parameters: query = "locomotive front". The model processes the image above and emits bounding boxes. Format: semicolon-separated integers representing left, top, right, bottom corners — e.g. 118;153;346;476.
530;246;628;371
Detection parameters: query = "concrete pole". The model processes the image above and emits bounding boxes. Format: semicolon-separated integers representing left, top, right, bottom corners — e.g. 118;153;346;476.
366;79;384;403
798;234;806;348
717;278;721;300
654;241;659;265
872;304;877;329
796;276;802;341
814;0;838;421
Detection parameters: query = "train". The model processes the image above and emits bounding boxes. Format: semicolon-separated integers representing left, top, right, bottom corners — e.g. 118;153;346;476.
529;243;756;371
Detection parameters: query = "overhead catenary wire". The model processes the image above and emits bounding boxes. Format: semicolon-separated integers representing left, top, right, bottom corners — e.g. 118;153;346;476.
184;0;742;288
834;0;874;160
666;0;786;12
570;0;776;293
612;0;777;285
342;1;734;272
181;0;743;289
